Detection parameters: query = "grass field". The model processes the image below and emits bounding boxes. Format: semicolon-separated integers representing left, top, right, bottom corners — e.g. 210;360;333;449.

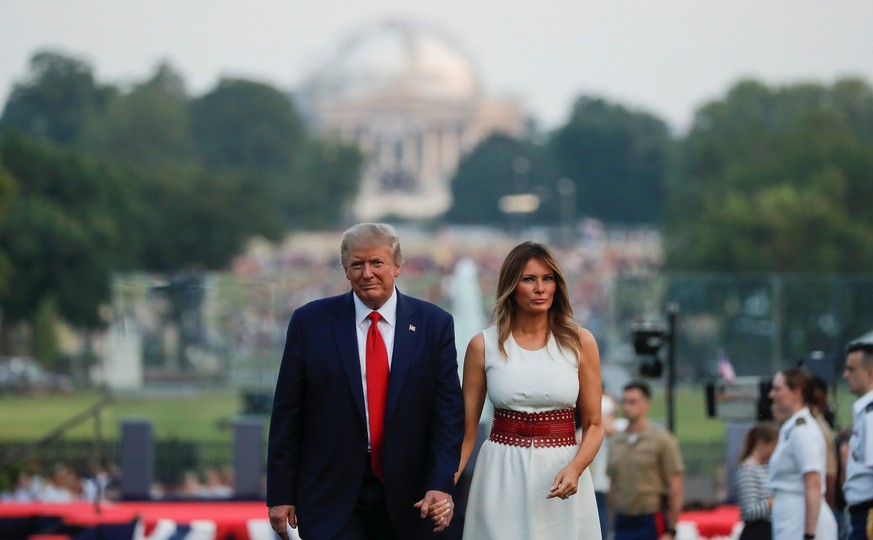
1;382;858;494
0;382;857;445
0;389;243;443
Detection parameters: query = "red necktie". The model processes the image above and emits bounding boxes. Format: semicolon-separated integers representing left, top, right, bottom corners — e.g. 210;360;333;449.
366;311;389;481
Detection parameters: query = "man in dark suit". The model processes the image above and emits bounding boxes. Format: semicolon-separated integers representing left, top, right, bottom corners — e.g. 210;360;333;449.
267;223;464;540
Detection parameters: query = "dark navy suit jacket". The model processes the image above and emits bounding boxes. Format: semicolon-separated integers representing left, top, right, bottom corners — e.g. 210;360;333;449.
267;290;464;540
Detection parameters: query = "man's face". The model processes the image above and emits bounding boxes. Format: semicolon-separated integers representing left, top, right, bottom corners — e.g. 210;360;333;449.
344;243;401;310
621;388;650;423
843;351;873;397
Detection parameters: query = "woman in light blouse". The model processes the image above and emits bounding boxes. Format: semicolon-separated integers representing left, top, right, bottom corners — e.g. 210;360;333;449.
767;367;837;540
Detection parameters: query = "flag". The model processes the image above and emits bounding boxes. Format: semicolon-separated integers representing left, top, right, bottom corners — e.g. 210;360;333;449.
718;348;737;383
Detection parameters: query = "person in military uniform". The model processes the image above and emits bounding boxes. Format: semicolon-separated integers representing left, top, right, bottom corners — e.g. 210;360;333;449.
767;367;837;540
842;341;873;540
607;380;684;540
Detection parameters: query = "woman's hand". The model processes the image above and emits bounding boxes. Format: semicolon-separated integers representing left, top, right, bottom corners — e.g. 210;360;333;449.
547;464;582;500
424;497;452;523
413;491;454;532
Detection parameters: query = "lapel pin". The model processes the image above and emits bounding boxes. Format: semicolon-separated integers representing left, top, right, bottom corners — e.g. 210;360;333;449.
409;324;416;332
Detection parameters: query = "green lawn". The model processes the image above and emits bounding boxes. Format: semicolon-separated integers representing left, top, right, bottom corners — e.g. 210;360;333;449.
0;382;857;445
645;383;855;440
1;383;858;493
0;389;243;443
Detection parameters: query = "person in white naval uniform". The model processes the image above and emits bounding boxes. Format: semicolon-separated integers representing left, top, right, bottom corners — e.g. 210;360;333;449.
842;340;873;540
767;367;837;540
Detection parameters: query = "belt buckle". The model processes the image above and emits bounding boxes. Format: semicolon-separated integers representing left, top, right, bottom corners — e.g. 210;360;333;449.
532;424;549;436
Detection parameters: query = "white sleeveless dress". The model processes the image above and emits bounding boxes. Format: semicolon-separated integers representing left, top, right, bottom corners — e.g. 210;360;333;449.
462;326;601;539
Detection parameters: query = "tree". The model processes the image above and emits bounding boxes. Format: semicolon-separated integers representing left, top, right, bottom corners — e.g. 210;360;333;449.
189;79;305;175
549;97;673;224
666;78;873;272
282;138;362;229
0;134;139;329
83;62;195;168
0;158;16;295
445;133;560;225
0;51;115;147
132;165;280;271
32;296;60;369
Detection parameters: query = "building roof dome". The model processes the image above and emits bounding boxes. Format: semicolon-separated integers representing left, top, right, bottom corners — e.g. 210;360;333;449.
308;19;480;103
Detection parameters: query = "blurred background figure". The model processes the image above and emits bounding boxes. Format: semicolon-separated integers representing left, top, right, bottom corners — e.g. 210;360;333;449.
38;462;81;502
2;471;37;502
80;461;114;502
584;389;623;540
841;342;873;540
734;422;778;540
767;368;837;540
607;380;684;540
809;376;839;519
200;467;233;499
179;470;203;498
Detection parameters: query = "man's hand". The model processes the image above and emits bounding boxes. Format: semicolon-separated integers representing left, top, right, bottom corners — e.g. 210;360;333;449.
268;504;297;540
413;490;454;532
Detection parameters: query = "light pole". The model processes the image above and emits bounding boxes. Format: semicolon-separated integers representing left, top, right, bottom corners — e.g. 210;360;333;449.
556;177;576;248
631;302;679;433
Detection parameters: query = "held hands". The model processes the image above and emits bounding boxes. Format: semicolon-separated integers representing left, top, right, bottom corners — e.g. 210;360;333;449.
414;490;454;532
547;464;582;500
268;505;297;540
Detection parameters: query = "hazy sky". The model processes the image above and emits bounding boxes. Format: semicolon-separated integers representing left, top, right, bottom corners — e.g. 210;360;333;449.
3;0;872;132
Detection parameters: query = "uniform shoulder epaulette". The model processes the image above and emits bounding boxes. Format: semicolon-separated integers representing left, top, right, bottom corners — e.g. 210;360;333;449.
795;417;806;425
865;402;873;414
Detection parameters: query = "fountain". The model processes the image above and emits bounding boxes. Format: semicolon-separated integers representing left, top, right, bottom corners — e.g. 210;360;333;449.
450;257;487;379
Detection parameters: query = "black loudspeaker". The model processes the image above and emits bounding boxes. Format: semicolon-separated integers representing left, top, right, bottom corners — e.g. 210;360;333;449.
242;391;273;415
705;383;716;418
757;380;773;420
639;357;663;378
233;418;264;499
120;418;154;500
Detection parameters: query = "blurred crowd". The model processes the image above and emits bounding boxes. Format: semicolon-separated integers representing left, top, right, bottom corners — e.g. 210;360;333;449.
0;461;239;503
1;461;116;503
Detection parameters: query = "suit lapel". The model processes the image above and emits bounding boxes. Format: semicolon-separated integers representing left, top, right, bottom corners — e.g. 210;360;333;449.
333;292;366;423
387;292;416;421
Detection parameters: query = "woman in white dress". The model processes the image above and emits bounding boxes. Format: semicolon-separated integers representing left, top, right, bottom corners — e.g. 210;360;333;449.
767;367;837;540
454;241;604;539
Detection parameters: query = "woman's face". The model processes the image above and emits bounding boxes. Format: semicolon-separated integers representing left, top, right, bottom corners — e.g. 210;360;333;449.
512;257;556;316
768;372;802;420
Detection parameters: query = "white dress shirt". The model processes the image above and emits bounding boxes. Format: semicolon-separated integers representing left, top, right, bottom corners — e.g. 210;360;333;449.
352;288;397;447
768;406;825;495
844;388;873;506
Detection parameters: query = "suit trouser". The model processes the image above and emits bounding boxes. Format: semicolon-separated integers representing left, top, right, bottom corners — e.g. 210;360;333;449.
614;512;666;540
333;452;399;540
847;502;873;540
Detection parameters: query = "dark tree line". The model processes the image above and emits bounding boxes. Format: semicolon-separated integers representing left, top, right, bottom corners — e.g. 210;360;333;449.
447;97;673;227
2;48;872;366
0;50;362;360
665;78;873;272
447;79;873;274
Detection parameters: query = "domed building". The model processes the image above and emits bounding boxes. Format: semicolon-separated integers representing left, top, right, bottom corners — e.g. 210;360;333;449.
298;19;526;221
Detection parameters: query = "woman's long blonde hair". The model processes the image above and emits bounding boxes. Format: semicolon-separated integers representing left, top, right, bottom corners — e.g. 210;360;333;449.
492;241;580;361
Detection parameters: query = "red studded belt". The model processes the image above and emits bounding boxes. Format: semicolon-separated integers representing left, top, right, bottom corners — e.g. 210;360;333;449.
489;408;577;448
